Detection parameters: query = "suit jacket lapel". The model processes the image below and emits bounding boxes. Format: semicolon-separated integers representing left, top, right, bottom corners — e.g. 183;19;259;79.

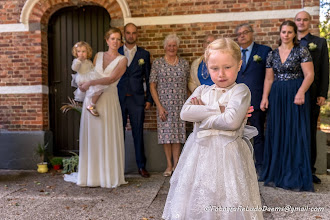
119;46;138;69
129;47;139;68
118;46;124;56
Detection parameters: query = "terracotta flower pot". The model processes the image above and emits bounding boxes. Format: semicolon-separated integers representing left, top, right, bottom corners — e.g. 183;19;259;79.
53;164;61;170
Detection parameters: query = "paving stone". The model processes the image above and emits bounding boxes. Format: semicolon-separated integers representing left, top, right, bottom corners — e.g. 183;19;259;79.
0;170;329;219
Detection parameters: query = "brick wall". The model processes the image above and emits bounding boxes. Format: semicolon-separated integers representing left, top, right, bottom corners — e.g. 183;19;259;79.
0;30;44;131
137;15;321;63
0;31;42;85
0;0;25;24
0;94;47;130
0;0;321;132
127;0;318;17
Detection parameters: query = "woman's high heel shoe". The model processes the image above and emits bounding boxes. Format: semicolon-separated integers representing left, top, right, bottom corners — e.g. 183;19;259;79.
163;169;173;177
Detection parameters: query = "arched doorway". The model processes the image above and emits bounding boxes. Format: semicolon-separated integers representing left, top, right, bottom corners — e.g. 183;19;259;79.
48;5;111;155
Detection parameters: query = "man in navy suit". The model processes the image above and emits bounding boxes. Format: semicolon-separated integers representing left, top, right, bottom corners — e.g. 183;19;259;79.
118;23;153;178
235;23;272;175
295;11;329;184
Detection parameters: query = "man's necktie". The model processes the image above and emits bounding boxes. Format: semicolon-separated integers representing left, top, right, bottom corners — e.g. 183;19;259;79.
241;49;248;72
127;49;134;66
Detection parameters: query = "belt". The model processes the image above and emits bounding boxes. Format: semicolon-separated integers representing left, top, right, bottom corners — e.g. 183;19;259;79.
197;129;236;138
125;94;132;96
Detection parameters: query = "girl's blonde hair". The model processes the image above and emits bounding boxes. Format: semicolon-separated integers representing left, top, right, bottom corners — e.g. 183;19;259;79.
204;38;241;64
72;41;93;59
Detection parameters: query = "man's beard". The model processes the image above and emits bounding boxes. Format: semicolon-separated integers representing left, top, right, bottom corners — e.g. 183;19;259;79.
126;39;136;45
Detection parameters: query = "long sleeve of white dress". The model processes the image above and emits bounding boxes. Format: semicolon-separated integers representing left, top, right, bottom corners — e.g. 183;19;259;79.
199;84;251;131
180;85;222;122
71;59;82;87
71;58;82;72
181;84;251;131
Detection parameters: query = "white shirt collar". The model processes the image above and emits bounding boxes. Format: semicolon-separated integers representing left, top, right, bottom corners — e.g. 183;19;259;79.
240;42;254;52
211;83;237;91
124;44;137;53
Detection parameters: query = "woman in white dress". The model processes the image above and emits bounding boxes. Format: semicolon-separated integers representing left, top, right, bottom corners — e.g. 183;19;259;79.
162;38;263;219
77;27;128;188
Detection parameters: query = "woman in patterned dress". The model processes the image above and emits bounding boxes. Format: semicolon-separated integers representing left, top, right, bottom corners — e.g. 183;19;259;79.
150;34;190;177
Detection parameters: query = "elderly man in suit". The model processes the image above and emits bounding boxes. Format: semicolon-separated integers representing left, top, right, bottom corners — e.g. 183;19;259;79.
295;11;329;184
118;23;153;178
235;23;272;175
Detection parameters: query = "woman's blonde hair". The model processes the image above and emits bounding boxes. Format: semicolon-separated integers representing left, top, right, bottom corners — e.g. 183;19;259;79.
104;27;122;42
204;38;241;63
72;41;93;59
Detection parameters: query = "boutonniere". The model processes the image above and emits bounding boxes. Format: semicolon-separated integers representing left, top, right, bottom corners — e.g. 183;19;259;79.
253;55;262;63
308;42;317;51
138;58;145;66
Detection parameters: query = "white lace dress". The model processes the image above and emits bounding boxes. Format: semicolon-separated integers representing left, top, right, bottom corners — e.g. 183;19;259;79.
71;58;108;102
162;83;263;220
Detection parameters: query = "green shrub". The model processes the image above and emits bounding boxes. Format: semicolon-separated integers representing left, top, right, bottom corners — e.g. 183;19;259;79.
34;142;49;163
320;103;330;117
62;152;79;174
50;157;63;166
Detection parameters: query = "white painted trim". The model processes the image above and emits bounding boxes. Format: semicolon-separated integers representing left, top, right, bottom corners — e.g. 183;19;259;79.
0;85;49;95
19;0;131;25
125;6;319;26
20;0;39;24
116;0;131;18
0;23;29;33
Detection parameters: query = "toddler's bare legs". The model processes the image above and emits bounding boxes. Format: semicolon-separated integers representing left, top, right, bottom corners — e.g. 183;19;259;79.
91;93;101;105
86;93;102;117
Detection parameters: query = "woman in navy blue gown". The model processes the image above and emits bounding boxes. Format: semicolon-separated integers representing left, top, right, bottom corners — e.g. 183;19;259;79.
260;20;314;191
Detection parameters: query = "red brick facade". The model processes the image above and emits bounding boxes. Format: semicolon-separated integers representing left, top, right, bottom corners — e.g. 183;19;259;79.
127;0;315;16
0;0;321;132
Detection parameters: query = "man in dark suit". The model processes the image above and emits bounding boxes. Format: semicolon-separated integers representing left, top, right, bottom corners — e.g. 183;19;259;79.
295;11;329;184
118;23;153;178
235;23;272;175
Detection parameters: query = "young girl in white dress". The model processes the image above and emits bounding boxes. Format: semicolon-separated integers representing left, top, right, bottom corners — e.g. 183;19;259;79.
71;41;107;117
162;38;263;220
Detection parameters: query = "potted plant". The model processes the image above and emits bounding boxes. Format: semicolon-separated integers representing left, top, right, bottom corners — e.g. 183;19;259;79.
35;142;49;173
60;97;82;115
62;152;79;174
50;157;63;170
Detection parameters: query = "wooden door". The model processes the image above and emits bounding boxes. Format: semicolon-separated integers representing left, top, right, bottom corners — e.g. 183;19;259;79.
48;6;111;155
